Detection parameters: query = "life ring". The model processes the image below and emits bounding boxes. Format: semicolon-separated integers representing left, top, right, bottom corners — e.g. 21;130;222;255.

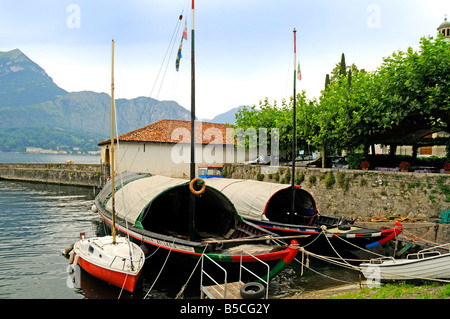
189;177;206;195
240;282;266;299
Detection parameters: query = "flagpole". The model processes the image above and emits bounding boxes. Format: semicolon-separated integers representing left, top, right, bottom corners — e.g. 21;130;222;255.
189;0;196;241
291;28;297;221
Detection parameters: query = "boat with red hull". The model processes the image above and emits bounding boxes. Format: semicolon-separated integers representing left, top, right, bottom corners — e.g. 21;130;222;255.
205;178;402;252
92;172;300;282
71;234;145;293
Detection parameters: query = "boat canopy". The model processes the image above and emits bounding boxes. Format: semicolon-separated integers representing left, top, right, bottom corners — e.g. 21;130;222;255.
99;173;238;239
205;178;317;225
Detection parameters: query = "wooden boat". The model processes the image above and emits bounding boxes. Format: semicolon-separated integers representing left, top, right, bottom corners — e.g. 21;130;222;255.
68;40;145;293
70;234;145;292
92;2;299;282
360;243;450;283
205;178;402;251
92;172;299;281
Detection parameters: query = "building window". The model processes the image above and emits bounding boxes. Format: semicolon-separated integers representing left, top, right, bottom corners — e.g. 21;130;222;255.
447;28;450;36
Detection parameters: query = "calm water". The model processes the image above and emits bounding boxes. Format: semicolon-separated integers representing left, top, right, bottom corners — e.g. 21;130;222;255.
0;153;361;299
0;179;362;299
0;152;100;164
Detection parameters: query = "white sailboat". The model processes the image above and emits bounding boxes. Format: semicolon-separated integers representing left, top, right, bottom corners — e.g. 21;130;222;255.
69;40;145;293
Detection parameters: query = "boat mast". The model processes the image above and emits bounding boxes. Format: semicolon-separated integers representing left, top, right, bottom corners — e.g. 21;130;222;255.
291;28;297;222
110;39;117;244
190;1;195;181
189;0;196;241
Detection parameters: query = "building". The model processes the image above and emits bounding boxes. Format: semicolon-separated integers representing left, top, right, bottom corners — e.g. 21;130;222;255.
437;15;450;41
98;119;245;178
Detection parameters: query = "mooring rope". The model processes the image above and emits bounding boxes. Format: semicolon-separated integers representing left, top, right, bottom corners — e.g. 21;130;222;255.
175;244;209;299
143;239;176;299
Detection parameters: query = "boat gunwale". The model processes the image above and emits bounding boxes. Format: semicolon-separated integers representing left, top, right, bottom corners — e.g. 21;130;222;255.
95;198;298;263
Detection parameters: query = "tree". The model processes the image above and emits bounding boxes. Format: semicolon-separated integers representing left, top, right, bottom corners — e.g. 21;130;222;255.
234;92;313;159
339;53;347;77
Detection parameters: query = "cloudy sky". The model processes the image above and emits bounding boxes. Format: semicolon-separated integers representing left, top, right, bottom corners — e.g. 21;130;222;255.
0;0;448;120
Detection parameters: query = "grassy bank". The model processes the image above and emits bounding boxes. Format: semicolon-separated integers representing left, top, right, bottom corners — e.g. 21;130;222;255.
329;282;450;299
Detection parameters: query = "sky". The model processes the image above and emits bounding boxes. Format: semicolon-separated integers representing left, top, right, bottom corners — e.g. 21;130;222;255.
0;0;449;120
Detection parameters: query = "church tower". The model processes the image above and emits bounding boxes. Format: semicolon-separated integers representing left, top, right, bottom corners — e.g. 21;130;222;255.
437;15;450;41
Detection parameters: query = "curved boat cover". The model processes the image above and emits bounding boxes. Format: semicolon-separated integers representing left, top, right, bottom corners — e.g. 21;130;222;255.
205;178;316;222
105;175;188;224
98;173;239;239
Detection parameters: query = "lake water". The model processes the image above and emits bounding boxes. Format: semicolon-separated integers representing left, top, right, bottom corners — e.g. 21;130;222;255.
0;153;362;300
0;152;100;164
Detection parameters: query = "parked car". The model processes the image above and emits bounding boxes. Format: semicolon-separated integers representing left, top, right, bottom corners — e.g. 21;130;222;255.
242;155;271;165
283;154;314;167
306;156;347;168
242;155;287;166
331;157;348;169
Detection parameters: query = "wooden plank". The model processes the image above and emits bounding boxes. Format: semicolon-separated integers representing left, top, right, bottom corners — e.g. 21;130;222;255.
202;281;243;299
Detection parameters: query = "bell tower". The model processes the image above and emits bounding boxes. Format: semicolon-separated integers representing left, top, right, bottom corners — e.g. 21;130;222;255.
437;15;450;41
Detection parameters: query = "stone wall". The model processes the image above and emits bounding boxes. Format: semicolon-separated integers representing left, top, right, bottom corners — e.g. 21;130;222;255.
0;163;102;187
222;164;450;221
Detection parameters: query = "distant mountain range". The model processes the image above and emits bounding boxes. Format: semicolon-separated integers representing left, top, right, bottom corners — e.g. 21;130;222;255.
0;49;241;153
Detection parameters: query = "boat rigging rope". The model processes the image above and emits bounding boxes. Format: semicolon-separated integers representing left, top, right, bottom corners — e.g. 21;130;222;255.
143;239;176;299
175;244;209;299
136;3;188;129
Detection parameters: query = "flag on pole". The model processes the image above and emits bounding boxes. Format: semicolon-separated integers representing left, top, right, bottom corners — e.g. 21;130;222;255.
297;61;302;81
176;21;188;72
183;20;187;40
176;38;183;72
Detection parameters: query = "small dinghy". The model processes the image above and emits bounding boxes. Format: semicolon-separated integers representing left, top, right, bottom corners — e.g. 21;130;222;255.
70;233;145;292
360;243;450;284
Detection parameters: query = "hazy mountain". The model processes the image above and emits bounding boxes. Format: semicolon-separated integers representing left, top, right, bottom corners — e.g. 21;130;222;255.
0;49;192;152
204;105;248;125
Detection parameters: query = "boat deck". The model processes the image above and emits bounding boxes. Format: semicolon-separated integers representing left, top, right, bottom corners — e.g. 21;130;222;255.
201;281;243;299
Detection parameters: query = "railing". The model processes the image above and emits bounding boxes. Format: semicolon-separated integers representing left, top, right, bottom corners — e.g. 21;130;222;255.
109;254;145;272
200;250;270;299
407;243;450;260
239;250;270;299
200;254;228;299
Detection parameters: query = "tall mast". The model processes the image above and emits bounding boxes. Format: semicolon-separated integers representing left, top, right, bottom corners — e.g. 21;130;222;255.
291;28;297;220
189;0;196;241
190;0;196;181
110;39;116;244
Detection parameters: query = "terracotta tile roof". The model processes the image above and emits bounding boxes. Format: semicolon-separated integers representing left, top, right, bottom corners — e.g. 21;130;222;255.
98;119;233;146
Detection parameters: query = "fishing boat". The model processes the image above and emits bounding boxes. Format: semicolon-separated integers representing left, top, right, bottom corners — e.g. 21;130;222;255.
205;178;402;251
69;40;145;293
92;2;299;282
92;172;299;280
360;243;450;283
205;28;402;253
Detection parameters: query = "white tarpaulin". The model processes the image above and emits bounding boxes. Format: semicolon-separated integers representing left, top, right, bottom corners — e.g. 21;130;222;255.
105;175;187;224
205;178;316;222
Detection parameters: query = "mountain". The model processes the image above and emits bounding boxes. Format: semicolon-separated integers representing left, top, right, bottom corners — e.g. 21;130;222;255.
0;49;192;152
204;105;248;125
0;49;67;108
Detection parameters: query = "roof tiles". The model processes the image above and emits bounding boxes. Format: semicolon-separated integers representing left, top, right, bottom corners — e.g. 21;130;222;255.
98;119;233;146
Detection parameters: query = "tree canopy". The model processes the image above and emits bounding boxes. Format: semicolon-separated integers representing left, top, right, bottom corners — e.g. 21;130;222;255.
233;35;450;161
